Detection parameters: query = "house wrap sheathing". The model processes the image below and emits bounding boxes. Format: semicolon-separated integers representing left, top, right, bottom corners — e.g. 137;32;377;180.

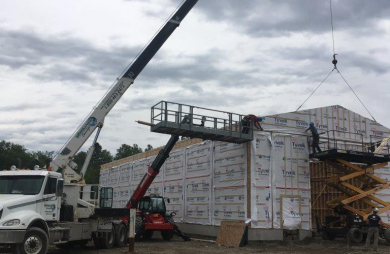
100;105;390;238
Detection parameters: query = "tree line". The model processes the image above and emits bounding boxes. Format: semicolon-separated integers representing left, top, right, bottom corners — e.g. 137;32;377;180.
0;140;153;184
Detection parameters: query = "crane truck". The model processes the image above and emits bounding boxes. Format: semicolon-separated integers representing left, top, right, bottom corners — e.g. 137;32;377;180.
0;1;198;253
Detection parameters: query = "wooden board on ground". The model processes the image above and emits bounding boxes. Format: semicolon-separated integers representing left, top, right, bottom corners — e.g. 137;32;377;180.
216;221;248;247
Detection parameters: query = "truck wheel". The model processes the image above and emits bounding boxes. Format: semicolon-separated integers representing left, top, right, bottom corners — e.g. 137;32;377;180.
101;227;115;249
143;230;154;239
115;224;127;247
135;216;144;240
19;227;49;254
348;228;363;243
161;230;174;241
384;229;390;243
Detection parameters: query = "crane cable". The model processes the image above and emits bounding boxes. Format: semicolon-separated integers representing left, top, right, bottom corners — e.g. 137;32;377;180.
295;0;377;122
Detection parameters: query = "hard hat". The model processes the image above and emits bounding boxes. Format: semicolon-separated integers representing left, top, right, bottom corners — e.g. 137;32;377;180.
257;116;263;122
10;165;17;171
309;122;314;126
373;208;379;213
34;165;40;171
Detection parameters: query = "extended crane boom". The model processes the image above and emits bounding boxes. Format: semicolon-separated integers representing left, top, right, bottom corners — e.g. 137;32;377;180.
127;134;179;209
50;0;198;183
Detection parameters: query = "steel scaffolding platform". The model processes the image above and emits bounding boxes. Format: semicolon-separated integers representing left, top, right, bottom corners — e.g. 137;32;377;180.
312;149;390;164
313;149;390;222
150;101;254;143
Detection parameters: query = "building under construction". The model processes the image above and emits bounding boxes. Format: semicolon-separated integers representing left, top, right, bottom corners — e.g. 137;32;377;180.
100;102;390;240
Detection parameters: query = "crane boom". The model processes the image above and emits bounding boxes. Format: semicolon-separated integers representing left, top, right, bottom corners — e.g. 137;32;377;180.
126;134;179;208
50;0;198;183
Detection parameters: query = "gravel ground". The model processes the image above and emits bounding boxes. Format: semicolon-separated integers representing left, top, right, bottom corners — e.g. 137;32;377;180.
45;236;390;254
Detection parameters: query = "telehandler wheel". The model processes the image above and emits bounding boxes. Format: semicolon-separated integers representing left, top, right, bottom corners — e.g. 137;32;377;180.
348;228;363;243
143;230;154;239
19;227;49;254
161;230;174;241
115;223;127;247
101;227;115;249
135;216;144;240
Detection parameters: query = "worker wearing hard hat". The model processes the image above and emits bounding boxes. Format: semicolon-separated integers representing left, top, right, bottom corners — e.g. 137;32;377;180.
242;115;263;134
364;208;384;251
305;122;322;155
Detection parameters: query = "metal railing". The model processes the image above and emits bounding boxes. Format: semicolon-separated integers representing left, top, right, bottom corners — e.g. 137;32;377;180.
151;101;254;139
324;129;365;151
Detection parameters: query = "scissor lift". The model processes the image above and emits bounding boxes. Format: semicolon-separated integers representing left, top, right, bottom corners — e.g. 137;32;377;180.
150;101;254;143
314;148;390;242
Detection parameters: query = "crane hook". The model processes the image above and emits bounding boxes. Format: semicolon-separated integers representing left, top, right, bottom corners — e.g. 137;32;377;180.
332;54;338;69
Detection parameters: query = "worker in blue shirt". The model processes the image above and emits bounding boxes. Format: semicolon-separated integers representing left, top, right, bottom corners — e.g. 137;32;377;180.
364;208;384;251
305;122;322;155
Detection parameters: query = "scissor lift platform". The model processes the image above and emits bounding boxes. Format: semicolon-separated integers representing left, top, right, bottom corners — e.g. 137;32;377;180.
313;149;390;222
312;149;390;164
150;101;254;144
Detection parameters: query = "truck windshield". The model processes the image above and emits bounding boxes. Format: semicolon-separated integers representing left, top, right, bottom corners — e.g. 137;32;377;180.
0;176;45;195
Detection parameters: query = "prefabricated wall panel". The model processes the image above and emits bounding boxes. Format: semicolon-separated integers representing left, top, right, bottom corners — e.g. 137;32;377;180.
100;105;390;233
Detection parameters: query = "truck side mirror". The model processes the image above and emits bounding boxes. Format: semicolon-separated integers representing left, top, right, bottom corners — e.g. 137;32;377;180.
56;179;64;197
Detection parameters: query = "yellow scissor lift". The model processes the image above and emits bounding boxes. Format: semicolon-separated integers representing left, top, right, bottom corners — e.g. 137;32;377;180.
314;148;390;243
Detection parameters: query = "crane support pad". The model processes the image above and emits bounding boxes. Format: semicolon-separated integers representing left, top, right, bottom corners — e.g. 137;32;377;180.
312;149;390;164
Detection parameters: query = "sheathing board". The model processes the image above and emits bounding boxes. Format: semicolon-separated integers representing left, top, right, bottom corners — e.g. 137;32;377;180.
100;105;390;230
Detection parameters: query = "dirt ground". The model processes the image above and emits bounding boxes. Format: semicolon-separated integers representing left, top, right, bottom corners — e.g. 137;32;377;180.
46;236;390;254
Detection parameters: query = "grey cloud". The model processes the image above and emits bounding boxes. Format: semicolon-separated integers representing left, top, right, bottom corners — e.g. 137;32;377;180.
0;29;140;85
0;103;47;112
192;0;390;37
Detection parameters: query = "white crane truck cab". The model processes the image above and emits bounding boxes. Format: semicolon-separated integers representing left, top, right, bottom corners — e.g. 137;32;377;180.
0;169;122;254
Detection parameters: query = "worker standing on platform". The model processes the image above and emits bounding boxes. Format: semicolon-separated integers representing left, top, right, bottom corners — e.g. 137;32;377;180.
364;208;383;251
242;115;263;134
305;122;322;155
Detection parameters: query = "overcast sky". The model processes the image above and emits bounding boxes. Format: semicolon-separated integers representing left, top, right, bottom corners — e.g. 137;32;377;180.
1;0;390;156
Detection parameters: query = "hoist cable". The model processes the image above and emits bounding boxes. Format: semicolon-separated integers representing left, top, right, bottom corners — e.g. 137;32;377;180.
295;68;335;111
329;0;336;55
337;69;377;122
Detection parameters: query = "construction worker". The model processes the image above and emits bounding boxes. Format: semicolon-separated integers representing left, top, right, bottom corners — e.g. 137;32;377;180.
364;208;384;251
242;115;263;134
305;122;322;155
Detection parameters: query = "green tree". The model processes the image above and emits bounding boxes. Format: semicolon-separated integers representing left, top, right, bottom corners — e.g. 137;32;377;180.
84;143;113;184
29;151;55;169
114;144;142;160
0;140;34;170
145;144;153;152
72;151;87;174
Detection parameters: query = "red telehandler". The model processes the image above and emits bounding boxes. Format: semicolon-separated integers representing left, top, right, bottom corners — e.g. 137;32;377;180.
124;133;190;241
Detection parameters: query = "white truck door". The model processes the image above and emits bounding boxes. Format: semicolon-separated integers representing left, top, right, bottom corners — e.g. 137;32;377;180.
39;176;61;221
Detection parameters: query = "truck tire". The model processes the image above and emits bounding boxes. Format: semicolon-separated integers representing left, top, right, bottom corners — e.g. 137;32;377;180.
19;227;49;254
115;223;127;247
348;228;363;243
384;229;390;243
100;227;115;249
135;216;144;240
143;230;154;239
